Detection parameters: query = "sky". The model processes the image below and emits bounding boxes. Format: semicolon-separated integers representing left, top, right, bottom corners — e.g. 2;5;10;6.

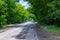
19;0;29;9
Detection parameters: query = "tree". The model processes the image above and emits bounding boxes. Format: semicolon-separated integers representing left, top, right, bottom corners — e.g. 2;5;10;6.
26;0;60;26
16;3;25;23
0;0;7;28
4;0;19;24
0;0;36;28
16;3;30;22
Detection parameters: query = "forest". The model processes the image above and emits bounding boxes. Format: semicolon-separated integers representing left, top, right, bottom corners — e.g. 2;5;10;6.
26;0;60;34
26;0;60;26
0;0;35;28
0;0;60;34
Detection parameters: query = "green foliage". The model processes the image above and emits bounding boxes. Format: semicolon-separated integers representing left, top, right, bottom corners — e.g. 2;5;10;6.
0;0;7;28
16;0;19;2
16;3;29;22
26;0;60;26
0;0;35;28
4;0;18;24
42;25;60;34
16;3;36;22
47;1;60;26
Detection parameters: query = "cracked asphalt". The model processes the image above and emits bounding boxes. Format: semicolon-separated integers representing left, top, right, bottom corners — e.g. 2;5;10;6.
0;22;38;40
0;21;60;40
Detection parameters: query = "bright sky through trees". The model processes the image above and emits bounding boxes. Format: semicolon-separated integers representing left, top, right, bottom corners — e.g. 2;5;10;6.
19;0;29;9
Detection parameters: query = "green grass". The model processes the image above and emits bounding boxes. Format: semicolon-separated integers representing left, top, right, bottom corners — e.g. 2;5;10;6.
42;25;60;35
0;24;15;29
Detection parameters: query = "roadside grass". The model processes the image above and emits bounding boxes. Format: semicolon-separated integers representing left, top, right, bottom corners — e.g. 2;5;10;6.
0;24;14;29
42;25;60;35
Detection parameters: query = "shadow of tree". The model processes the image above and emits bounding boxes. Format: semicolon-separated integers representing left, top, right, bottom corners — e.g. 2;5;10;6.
15;25;30;39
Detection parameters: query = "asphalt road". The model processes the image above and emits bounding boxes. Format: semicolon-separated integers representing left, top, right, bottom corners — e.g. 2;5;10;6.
0;22;39;40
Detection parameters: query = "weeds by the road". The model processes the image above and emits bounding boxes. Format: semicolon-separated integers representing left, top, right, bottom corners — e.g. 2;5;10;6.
42;25;60;35
0;24;14;30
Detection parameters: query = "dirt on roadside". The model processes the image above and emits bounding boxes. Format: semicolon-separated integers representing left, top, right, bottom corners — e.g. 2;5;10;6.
0;28;11;33
35;26;60;40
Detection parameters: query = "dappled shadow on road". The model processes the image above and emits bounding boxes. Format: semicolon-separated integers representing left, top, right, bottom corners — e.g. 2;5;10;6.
15;24;36;39
16;29;28;39
11;22;37;40
15;25;30;39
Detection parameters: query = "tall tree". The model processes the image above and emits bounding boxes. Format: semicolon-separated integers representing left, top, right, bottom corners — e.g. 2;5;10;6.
0;0;7;28
4;0;18;24
26;0;60;26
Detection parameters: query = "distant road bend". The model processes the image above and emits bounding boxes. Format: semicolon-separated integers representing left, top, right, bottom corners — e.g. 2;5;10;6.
0;21;39;40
